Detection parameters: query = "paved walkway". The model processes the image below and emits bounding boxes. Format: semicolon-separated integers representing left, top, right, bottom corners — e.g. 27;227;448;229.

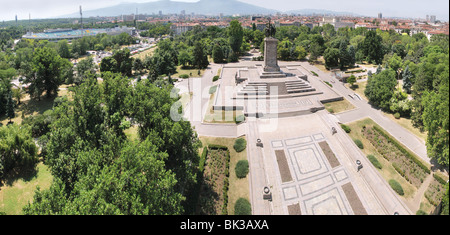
178;60;426;215
175;64;245;138
297;62;430;163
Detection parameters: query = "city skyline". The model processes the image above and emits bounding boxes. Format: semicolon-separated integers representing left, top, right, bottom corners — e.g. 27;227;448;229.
1;0;449;22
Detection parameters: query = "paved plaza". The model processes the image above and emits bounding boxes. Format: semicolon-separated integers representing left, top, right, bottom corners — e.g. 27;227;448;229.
271;133;367;215
178;49;419;215
251;113;393;215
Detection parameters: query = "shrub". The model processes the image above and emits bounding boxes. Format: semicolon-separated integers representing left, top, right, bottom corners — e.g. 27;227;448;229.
394;112;401;119
416;210;428;215
233;138;247;153
354;139;364;149
235;160;249;179
367;154;382;169
389;179;404;196
340;124;351;133
199;147;208;172
179;74;189;79
311;71;318;76
234;198;252;215
213;75;220;82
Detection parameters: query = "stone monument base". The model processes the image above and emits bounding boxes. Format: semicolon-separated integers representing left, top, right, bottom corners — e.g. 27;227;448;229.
260;71;287;79
264;37;281;72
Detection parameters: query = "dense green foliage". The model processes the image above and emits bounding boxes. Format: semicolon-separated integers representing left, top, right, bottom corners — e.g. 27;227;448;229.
354;139;364;149
20;73;200;215
389;179;405;196
442;184;449;215
340;124;351;133
233;138;247;153
367;154;382;169
234;198;252;215
0;124;38;180
235;160;249;179
365;69;398;111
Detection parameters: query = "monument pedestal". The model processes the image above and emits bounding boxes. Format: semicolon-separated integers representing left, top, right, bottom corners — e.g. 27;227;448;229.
262;37;286;79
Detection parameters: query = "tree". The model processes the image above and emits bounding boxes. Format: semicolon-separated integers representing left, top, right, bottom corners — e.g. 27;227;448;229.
365;68;398;111
57;40;71;59
212;43;225;63
132;58;144;74
338;39;351;70
0;124;38;180
192;41;209;69
360;31;384;64
277;39;292;61
113;48;133;77
402;65;413;94
5;90;15;122
0;75;12;116
11;87;24;105
422;73;449;167
323;48;340;69
23;138;184;215
228;20;244;61
347;75;357;88
387;53;403;79
75;56;96;85
178;50;193;68
28;47;71;99
130;80;200;196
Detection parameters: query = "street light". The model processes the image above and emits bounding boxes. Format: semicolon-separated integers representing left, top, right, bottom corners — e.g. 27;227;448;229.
356;160;363;172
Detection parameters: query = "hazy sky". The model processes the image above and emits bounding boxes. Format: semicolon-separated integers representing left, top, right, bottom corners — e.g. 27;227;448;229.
1;0;449;22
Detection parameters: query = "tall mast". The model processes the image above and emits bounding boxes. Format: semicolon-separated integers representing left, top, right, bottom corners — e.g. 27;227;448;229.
80;5;83;36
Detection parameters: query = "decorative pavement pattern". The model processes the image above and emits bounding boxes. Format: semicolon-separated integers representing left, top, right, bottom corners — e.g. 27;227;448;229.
271;133;368;215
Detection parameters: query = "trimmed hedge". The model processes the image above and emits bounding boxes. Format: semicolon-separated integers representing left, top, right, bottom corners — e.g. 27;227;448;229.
389;179;405;196
199;147;208;172
234;198;252;215
233;138;247;153
354;139;364;149
341;124;351;133
235;160;249;179
179;74;189;79
367;154;382;169
213;75;220;82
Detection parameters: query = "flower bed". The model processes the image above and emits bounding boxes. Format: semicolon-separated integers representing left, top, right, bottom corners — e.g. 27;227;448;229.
362;125;430;188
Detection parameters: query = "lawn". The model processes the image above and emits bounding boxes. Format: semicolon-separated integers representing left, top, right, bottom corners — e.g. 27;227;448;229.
131;45;157;61
173;65;206;79
346;80;368;101
323;99;356;114
199;136;249;215
0;162;53;215
203;90;244;124
1;85;73;126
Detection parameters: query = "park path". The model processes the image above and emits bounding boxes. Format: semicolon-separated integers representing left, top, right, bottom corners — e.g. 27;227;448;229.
405;173;434;213
298;62;430;163
175;63;245;138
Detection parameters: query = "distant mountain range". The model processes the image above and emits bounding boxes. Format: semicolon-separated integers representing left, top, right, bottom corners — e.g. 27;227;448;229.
62;0;358;18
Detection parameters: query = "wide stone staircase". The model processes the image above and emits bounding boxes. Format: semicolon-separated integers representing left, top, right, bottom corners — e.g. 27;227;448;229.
285;80;316;94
